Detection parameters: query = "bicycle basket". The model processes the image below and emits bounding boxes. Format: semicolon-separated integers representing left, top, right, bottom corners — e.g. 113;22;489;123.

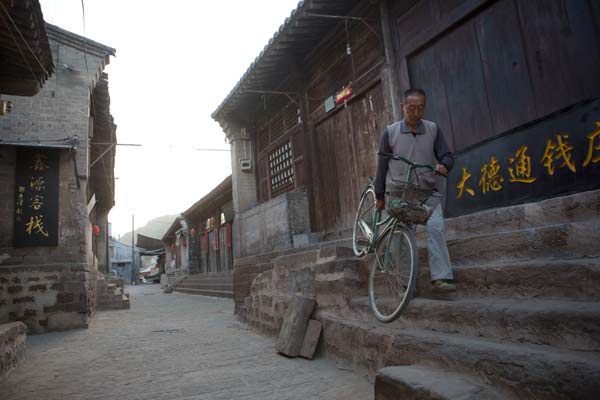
387;181;434;225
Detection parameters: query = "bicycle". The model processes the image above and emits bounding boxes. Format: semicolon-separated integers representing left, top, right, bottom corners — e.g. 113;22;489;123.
352;152;444;323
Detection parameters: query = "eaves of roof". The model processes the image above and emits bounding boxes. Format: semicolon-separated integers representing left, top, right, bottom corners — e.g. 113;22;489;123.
46;23;116;59
211;0;360;123
161;216;183;243
182;175;232;221
0;0;54;95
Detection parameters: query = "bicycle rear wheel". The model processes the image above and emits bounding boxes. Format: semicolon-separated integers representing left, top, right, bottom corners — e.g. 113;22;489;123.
352;186;377;257
368;225;418;322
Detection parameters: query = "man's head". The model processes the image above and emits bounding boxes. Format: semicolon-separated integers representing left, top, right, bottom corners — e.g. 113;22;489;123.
401;88;426;126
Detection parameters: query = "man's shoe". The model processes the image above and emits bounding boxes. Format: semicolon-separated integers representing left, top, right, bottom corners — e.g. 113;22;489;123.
431;280;456;293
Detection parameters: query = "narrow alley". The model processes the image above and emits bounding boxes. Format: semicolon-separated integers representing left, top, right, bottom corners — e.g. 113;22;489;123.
2;286;373;400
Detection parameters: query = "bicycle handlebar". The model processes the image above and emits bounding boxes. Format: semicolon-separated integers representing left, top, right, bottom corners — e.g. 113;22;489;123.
378;152;447;177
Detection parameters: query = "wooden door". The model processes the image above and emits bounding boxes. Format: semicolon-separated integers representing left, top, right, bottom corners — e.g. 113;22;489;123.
396;0;600;152
312;82;390;235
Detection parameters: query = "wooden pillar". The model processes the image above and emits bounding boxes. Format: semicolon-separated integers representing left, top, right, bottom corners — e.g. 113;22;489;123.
380;0;402;122
291;61;318;232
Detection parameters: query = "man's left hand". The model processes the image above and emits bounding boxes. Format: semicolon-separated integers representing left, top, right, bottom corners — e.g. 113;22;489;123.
435;164;448;176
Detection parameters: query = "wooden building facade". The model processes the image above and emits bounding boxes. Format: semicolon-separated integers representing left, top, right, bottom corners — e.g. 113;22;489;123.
183;176;234;274
213;0;600;253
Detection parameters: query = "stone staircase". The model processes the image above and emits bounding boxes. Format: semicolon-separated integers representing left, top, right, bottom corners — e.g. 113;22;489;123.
96;275;130;310
240;189;600;399
172;273;233;299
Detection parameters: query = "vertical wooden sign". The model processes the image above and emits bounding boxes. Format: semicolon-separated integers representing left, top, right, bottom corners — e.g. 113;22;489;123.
14;147;60;246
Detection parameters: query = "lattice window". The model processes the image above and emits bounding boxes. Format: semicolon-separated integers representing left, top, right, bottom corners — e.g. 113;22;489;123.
269;141;294;192
284;105;299;132
270;113;284;140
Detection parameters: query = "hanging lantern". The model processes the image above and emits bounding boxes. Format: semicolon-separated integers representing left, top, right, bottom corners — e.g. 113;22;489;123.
92;224;100;236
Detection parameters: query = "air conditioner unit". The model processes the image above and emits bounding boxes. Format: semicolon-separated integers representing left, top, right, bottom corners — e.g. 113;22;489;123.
240;159;252;171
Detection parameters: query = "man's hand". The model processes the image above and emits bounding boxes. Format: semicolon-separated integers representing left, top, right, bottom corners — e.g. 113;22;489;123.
435;164;448;176
376;199;385;210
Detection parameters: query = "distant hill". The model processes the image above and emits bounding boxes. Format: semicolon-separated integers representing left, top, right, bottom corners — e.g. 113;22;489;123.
118;214;178;245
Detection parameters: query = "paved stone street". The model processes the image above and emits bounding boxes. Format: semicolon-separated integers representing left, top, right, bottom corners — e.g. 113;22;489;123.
1;285;373;400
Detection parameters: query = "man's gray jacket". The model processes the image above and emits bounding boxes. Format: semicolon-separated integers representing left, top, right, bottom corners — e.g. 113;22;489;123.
374;119;454;200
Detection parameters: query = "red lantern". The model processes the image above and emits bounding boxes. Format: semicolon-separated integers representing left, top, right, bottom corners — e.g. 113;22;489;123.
92;224;100;236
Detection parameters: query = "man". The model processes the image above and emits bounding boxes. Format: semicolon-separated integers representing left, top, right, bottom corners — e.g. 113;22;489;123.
374;88;455;293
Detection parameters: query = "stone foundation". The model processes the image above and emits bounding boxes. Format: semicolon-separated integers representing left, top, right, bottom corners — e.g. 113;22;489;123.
237;245;367;335
0;322;26;378
0;263;95;333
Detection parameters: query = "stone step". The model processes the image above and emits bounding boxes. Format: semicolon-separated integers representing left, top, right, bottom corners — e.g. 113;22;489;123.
423;221;599;265
176;282;233;291
375;365;507;400
317;312;600;399
350;296;600;351
415;258;600;301
97;300;129;310
185;273;232;278
442;189;599;241
181;278;232;285
172;287;233;299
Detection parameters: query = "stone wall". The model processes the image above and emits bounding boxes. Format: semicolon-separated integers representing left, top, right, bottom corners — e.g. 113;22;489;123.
0;322;26;379
236;191;310;257
0;264;94;333
234;245;367;334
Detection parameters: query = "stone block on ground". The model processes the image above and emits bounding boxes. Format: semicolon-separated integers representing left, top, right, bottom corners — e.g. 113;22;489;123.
300;319;322;359
275;295;315;357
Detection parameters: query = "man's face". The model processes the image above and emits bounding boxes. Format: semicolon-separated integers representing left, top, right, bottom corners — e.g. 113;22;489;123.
401;94;426;125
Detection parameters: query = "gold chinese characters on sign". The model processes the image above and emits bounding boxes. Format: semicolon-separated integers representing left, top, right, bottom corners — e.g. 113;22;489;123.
16;151;52;239
456;121;600;199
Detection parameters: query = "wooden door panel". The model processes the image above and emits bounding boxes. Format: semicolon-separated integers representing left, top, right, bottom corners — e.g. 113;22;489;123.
473;0;537;134
517;0;600;117
437;22;494;150
408;44;455;150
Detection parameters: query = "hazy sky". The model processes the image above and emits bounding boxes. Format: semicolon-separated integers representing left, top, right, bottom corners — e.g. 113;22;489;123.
40;0;300;236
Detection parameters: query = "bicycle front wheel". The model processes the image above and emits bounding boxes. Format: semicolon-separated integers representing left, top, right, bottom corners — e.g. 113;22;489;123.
368;225;418;323
353;186;377;257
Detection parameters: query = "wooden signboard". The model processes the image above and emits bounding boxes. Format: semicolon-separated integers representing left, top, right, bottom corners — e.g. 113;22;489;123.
446;99;600;217
14;147;60;246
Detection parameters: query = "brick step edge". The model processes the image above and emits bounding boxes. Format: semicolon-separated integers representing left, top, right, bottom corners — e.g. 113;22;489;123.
416;258;600;301
375;365;508;400
173;288;233;299
349;296;600;352
316;311;600;399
